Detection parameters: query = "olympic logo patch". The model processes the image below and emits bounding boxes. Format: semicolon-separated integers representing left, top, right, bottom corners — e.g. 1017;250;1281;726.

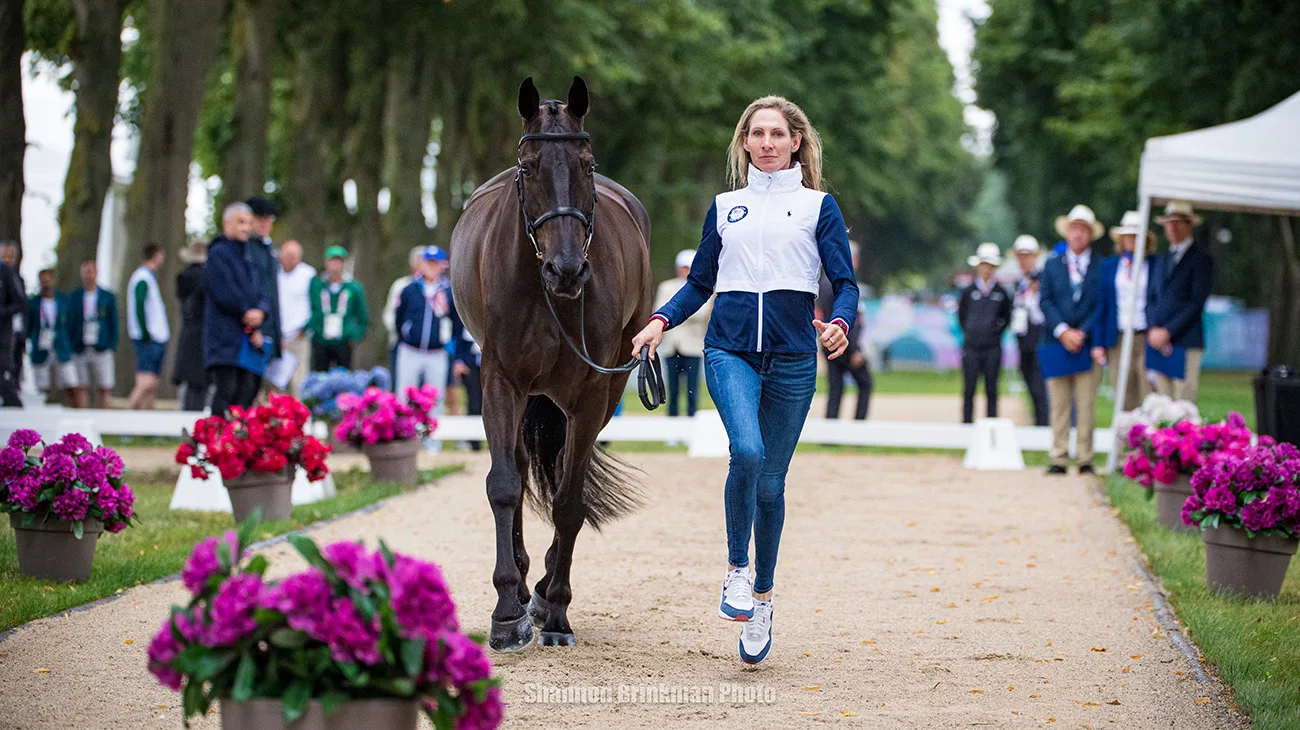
726;205;748;223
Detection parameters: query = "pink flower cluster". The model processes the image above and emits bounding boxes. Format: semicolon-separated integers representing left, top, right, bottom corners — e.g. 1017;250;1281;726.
1182;440;1300;536
0;430;136;534
1122;413;1253;487
334;385;439;447
149;531;501;728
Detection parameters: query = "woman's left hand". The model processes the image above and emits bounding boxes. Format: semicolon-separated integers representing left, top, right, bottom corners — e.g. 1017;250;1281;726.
812;319;848;360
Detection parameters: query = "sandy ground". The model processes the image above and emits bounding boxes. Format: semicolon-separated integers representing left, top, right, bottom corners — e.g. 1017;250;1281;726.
0;453;1244;730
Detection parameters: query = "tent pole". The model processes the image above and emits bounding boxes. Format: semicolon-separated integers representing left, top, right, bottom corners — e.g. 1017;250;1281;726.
1106;195;1153;472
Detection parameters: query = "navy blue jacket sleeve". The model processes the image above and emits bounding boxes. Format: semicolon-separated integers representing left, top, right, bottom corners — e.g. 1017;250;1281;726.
815;195;858;333
448;291;466;364
1163;250;1212;341
103;291;119;351
1039;260;1064;337
1092;258;1114;347
394;282;413;342
652;200;720;328
206;244;255;319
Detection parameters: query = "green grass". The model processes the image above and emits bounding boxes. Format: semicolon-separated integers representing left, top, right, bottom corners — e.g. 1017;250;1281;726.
1106;475;1300;730
0;465;463;632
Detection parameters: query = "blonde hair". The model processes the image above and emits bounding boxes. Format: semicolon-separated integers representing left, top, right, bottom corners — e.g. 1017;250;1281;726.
727;96;824;191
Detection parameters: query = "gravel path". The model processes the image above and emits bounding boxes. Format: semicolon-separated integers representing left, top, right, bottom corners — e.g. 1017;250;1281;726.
0;453;1244;729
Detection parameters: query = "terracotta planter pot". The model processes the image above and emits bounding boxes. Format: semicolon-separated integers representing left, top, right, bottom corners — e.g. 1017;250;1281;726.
226;469;294;523
220;698;418;730
10;514;103;582
1153;474;1196;532
362;439;422;485
1202;524;1298;600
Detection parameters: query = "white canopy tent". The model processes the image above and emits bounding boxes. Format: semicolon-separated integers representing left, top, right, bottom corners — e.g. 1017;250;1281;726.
1106;90;1300;471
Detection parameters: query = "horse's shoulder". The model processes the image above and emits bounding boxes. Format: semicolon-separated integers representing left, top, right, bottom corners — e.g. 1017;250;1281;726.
596;175;649;239
464;168;517;210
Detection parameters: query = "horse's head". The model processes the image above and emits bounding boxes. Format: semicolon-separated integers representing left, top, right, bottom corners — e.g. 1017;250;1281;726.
517;76;595;299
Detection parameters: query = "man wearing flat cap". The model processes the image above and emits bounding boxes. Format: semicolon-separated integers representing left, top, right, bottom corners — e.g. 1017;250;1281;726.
246;196;283;385
1146;201;1212;403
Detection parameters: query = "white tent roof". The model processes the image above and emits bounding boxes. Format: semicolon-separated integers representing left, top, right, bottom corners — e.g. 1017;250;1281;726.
1139;90;1300;215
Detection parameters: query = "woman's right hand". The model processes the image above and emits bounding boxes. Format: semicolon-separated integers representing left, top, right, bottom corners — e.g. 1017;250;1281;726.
631;318;666;360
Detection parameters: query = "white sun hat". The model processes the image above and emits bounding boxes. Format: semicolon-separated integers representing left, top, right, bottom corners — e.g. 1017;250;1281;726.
1011;234;1040;254
967;242;1003;267
675;249;695;269
1054;204;1104;241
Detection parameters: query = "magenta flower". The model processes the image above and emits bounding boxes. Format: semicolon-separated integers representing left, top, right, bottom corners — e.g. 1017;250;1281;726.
457;686;505;730
182;531;240;594
322;597;382;665
51;489;90;521
41;452;76;485
147;621;185;691
1241;499;1280;532
430;631;492;687
322;541;384;592
0;446;25;479
96;446;124;478
1203;486;1237;513
95;484;119;516
259;568;334;638
9;473;39;510
389;555;457;639
1181;494;1204;526
204;574;263;647
1152;459;1178;485
77;452;108;490
60;433;92;452
7;429;41;451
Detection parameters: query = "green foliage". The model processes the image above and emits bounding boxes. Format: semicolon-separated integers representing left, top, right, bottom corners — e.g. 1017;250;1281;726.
974;0;1300;269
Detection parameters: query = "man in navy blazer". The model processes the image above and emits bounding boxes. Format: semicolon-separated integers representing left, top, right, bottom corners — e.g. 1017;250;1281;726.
1147;201;1212;403
1039;204;1105;475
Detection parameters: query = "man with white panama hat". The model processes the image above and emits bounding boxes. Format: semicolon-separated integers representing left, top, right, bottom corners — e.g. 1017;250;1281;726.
957;243;1012;423
1147;200;1212;402
653;249;713;418
1010;234;1049;426
1040;204;1104;474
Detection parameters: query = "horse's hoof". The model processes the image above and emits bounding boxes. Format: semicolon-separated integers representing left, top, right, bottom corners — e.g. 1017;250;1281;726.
488;614;535;654
538;630;577;647
527;593;553;627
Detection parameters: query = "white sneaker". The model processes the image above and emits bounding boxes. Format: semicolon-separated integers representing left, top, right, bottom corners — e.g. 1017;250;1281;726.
718;568;755;621
739;599;773;664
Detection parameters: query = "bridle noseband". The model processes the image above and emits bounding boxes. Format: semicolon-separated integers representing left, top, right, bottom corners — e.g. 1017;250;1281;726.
516;131;598;260
512;128;664;409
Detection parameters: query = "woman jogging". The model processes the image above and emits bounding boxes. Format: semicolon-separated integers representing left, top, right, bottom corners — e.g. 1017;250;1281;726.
631;96;858;664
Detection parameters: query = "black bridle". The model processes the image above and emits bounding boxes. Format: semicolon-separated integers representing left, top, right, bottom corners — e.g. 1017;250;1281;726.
516;130;664;410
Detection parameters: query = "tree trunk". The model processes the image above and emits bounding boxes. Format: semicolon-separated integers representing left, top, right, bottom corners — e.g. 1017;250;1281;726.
343;51;388;370
117;0;228;395
55;0;126;284
217;0;274;207
382;27;434;277
0;0;24;249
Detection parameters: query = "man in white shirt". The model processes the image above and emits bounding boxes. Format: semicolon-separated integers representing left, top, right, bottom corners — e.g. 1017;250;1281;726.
126;243;170;410
276;240;316;396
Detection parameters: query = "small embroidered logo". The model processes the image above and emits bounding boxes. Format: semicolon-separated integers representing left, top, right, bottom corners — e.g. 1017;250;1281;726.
727;205;748;223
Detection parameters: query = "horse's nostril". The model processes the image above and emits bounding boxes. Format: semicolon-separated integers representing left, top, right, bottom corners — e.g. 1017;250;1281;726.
543;261;561;278
577;260;592;279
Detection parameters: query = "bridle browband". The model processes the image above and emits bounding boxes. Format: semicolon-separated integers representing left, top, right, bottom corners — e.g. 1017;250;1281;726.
516;131;598;260
513;128;664;409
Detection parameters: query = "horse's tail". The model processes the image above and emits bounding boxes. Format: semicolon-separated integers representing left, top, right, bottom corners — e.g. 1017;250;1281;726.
521;395;643;530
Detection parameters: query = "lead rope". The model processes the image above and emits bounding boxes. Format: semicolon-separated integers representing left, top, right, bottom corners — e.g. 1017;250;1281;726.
538;277;664;410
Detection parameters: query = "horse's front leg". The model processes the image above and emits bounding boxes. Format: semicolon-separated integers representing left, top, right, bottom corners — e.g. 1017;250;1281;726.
537;393;612;647
482;371;534;653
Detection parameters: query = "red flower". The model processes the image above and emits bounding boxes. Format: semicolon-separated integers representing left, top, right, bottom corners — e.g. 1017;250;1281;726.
175;443;195;465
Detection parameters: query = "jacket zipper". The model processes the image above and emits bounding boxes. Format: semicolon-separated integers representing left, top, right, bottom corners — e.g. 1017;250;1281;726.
756;185;772;352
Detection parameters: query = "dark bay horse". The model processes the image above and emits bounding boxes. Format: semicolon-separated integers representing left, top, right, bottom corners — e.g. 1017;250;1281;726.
450;77;653;652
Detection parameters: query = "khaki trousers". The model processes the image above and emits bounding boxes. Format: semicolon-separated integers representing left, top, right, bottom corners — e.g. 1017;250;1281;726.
282;336;312;397
1153;347;1204;404
1047;363;1102;467
1107;336;1149;412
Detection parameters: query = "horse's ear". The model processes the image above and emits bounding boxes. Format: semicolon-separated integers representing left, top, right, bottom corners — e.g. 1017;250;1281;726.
566;76;588;120
518;77;540;122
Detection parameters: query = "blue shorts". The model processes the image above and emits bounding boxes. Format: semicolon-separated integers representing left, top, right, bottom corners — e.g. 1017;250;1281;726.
132;339;167;375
